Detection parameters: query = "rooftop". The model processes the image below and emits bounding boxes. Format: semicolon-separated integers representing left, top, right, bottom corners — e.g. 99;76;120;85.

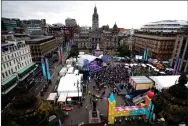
25;36;55;44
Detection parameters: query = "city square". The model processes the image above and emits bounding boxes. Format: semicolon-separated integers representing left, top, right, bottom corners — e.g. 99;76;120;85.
1;1;188;126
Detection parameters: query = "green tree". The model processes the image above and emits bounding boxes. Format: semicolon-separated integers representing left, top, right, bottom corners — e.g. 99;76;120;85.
117;45;131;57
68;44;79;61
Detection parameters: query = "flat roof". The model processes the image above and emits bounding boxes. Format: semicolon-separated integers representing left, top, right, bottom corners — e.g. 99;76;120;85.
131;76;153;84
149;75;181;91
25;36;55;44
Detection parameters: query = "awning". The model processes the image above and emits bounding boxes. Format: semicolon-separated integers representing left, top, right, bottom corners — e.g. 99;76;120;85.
17;63;36;74
2;75;17;85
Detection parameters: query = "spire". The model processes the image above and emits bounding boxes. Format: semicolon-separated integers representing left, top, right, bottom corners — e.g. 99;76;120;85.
94;4;97;13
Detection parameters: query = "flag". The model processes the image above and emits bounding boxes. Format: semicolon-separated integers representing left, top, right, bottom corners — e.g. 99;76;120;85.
45;58;51;80
41;58;47;80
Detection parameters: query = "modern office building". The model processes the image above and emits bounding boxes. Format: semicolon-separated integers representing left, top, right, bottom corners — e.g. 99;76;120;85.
140;20;188;33
171;34;188;73
21;19;46;34
1;42;37;95
25;36;57;63
1;17;23;32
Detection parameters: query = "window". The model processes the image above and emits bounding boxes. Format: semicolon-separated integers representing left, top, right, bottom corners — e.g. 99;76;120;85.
8;55;10;60
9;62;11;66
2;73;5;79
5;56;7;61
15;66;17;71
7;63;9;67
8;70;11;74
5;71;8;76
11;68;13;73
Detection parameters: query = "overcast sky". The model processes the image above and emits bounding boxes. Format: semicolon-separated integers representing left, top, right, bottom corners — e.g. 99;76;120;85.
2;1;187;29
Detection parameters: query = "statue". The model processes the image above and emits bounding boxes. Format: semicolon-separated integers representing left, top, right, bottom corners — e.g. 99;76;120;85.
92;99;97;112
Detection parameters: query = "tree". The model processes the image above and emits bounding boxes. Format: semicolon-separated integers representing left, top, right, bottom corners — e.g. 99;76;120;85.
117;45;131;57
68;44;79;60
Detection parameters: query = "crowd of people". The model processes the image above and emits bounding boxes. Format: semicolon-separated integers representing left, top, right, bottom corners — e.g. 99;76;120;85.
90;64;130;92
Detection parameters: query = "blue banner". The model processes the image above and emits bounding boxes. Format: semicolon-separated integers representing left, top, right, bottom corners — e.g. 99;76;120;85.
175;58;181;75
173;57;179;75
41;58;47;80
45;58;51;80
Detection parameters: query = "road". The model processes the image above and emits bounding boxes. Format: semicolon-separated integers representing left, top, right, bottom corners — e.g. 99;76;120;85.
63;78;125;125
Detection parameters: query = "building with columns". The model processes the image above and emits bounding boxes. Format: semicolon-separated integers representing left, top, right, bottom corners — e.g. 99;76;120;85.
133;20;188;60
171;34;188;73
74;5;120;55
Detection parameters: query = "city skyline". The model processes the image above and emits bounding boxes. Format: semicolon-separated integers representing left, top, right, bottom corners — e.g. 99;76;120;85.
2;1;188;29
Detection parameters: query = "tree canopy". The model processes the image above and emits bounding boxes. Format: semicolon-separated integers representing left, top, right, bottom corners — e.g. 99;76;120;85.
68;44;79;59
117;45;131;57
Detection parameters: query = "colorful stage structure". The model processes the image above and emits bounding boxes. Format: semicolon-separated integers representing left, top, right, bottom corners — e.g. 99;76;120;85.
107;92;154;124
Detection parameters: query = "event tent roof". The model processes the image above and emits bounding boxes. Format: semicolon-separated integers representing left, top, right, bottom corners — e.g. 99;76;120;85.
131;76;153;84
57;74;81;94
77;54;98;67
149;75;180;91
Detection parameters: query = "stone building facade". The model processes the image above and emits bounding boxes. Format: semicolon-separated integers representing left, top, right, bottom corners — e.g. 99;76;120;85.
171;34;188;73
74;6;119;55
133;31;177;60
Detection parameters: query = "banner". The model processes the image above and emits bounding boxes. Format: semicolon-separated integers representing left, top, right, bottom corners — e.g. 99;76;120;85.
173;57;179;75
60;47;64;61
58;47;61;61
175;58;181;75
45;58;51;80
41;58;47;80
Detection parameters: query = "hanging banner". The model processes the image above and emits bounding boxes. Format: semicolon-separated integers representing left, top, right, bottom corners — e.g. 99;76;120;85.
175;58;181;75
173;57;179;75
60;47;64;61
58;47;61;61
45;58;51;80
41;58;47;80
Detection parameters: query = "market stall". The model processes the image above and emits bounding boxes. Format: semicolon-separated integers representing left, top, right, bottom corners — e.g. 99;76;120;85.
129;76;153;90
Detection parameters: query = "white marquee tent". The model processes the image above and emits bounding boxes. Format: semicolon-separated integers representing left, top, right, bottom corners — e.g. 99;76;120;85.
150;75;181;92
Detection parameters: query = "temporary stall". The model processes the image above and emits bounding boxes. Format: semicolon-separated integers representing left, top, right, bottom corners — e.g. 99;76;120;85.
67;92;82;97
74;70;79;75
57;74;82;95
57;93;68;102
59;67;67;77
129;76;153;90
149;75;182;92
66;64;72;69
66;59;71;65
47;93;57;101
67;67;74;74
